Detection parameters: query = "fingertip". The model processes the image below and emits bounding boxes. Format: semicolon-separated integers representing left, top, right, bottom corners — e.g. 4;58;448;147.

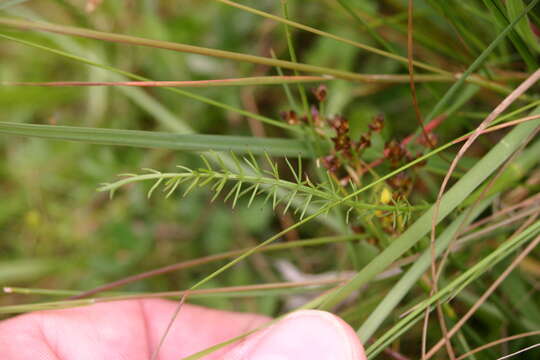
226;310;366;360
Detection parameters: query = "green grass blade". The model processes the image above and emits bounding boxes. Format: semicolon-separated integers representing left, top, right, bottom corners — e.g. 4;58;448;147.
2;76;330;88
0;122;316;157
357;198;492;341
181;103;540;307
213;0;529;98
483;0;537;70
335;0;398;54
425;0;539;121
214;0;446;75
506;0;540;52
464;138;540;205
365;220;540;358
318;108;540;310
0;9;346;228
0;16;405;83
0;32;295;132
280;0;310;122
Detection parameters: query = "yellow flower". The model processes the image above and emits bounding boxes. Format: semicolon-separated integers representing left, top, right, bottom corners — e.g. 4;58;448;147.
380;187;393;204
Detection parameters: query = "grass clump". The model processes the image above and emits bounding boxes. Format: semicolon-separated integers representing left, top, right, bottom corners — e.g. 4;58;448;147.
1;1;540;359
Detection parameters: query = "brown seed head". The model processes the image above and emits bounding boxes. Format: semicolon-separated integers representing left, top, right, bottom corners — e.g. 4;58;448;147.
313;84;327;102
369;114;385;133
280;110;299;125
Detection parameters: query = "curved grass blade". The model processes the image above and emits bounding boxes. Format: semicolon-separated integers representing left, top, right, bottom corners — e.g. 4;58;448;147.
317;109;540;310
483;0;537;70
357;198;492;342
0;32;295;132
365;221;540;358
425;0;540;122
214;0;527;97
214;0;445;75
1;13;526;96
0;16;405;83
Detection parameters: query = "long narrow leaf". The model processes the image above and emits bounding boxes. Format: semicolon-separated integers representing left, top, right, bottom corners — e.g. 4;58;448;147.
318;109;540;310
2;76;329;87
357;199;492;341
366;221;540;358
0;17;400;83
0;32;295;132
215;0;445;75
426;0;539;121
0;122;318;157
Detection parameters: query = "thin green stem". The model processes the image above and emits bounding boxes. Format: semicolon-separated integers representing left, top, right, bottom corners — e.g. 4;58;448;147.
357;199;492;341
318;112;540;310
214;0;446;75
2;76;329;88
0;17;412;83
0;33;296;132
366;221;540;358
0;122;313;156
69;235;363;300
280;0;311;124
425;0;540;121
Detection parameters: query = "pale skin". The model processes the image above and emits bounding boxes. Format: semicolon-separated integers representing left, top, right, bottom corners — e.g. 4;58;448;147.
0;299;367;360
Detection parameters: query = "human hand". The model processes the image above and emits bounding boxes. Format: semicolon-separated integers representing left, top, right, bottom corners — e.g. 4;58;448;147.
0;299;366;359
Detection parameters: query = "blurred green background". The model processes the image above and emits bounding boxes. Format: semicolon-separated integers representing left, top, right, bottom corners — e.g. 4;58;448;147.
1;0;375;314
2;1;540;358
0;0;533;303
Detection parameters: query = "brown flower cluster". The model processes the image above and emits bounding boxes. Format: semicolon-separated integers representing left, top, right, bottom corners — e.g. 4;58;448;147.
321;114;385;175
280;85;328;127
280;85;433;234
